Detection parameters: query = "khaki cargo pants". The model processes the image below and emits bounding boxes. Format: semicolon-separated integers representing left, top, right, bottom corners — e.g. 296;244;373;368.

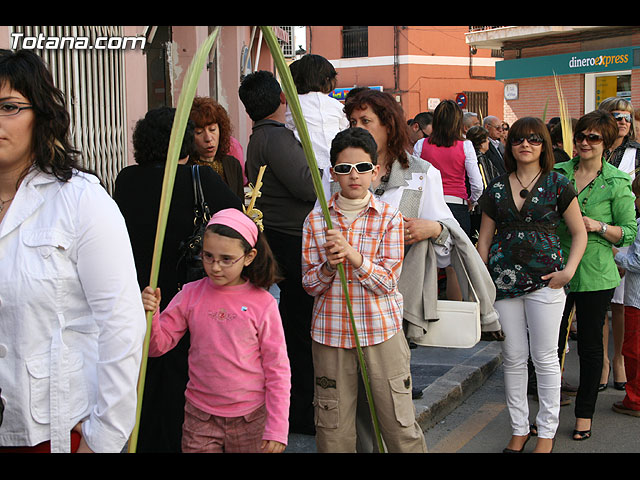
312;332;427;453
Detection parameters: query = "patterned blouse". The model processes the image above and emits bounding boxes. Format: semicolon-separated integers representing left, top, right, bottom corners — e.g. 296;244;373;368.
479;171;577;300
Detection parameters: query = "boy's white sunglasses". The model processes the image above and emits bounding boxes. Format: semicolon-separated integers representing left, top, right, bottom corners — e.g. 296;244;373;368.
332;162;375;175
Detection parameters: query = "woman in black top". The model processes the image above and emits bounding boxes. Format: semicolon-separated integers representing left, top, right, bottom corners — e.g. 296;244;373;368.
113;106;242;452
477;117;587;453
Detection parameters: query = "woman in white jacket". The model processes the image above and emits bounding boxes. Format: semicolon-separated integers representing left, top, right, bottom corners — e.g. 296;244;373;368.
0;49;146;453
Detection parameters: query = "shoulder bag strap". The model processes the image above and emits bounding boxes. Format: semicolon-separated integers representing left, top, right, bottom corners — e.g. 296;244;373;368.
193;165;211;224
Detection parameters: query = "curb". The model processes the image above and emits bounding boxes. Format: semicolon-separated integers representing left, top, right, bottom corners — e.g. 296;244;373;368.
413;342;503;431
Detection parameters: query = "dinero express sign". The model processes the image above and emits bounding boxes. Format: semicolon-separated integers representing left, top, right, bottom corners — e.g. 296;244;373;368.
496;47;638;80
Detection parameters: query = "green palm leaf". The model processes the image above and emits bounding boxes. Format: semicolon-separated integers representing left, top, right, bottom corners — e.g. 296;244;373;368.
128;27;221;453
260;26;385;453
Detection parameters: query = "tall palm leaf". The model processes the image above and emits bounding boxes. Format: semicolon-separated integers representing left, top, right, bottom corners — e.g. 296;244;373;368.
259;26;385;453
128;27;221;453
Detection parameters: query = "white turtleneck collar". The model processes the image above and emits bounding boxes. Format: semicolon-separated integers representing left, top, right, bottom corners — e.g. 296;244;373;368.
336;191;371;224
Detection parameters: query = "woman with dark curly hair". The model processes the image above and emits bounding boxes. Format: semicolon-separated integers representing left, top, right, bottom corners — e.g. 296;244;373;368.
343;88;454;250
113;106;242;452
339;89;501;452
0;49;146;453
189;96;244;199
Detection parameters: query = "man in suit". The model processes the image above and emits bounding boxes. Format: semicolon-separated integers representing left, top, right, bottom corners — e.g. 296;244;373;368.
483;115;506;177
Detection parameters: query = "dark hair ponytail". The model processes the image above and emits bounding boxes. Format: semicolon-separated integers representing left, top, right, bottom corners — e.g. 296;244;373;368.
205;223;281;289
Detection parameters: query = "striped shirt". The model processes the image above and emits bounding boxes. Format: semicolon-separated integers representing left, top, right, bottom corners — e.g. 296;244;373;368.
302;193;404;349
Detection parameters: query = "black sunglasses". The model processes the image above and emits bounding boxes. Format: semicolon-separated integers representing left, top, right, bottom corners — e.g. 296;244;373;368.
332;162;375;174
574;132;603;145
511;134;544;146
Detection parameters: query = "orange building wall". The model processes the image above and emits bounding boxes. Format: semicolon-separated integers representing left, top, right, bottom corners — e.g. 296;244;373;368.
307;26;505;122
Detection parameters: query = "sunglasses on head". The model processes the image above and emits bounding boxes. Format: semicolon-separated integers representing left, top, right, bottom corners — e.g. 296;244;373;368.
612;112;632;123
574;132;603;145
332;162;375;174
511;134;544;146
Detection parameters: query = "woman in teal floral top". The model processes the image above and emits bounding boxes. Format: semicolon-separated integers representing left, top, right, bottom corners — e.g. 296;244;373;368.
554;110;637;442
478;117;587;453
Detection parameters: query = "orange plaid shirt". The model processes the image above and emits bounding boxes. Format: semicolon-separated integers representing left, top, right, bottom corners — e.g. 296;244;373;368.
301;193;404;349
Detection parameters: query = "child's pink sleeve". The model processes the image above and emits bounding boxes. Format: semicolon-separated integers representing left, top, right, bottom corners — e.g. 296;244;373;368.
148;288;190;357
256;296;291;445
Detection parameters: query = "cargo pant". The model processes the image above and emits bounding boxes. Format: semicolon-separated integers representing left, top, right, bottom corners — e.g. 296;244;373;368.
312;332;427;453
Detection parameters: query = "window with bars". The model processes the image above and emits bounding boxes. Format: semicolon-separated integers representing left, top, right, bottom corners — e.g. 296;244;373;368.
279;26;295;58
463;91;489;119
342;26;368;58
10;26;129;195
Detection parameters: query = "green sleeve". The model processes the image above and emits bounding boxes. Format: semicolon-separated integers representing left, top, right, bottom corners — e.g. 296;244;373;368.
611;178;637;247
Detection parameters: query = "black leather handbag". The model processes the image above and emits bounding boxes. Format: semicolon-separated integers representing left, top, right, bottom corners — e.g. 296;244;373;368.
177;165;211;288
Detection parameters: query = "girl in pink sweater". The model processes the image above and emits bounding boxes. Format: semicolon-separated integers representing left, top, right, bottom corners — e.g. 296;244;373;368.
142;209;290;453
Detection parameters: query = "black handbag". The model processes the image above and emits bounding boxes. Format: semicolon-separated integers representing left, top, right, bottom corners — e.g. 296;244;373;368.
177;165;212;288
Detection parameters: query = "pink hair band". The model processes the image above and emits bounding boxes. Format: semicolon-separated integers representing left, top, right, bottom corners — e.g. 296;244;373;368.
206;208;258;247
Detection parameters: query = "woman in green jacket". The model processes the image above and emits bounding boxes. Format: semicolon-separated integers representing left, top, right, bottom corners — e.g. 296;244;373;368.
555;110;637;441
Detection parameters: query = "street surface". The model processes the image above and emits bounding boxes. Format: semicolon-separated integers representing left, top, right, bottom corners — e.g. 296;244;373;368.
287;320;640;453
425;339;639;453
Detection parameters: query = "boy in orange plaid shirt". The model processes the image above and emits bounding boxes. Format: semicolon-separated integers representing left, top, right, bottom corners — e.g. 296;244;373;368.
301;127;427;452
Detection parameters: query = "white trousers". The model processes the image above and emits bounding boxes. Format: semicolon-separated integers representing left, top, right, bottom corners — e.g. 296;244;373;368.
495;287;566;439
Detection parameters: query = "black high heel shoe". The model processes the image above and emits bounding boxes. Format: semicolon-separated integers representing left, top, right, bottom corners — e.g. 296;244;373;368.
572;419;592;441
598;366;611;392
614;381;627;390
503;434;530;453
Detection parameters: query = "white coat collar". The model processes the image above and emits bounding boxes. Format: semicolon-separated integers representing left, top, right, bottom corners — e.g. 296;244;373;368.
0;168;60;239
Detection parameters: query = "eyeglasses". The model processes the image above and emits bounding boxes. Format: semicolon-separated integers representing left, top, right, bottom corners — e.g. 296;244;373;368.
612;112;632;123
511;134;544;146
201;251;246;268
332;162;375;175
0;101;33;117
574;132;604;145
488;124;503;131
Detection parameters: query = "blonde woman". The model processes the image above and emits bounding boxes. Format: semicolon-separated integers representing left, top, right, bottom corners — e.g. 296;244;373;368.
597;97;640;392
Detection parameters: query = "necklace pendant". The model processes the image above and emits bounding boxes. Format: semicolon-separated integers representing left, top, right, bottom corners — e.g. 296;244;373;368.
519;189;529;199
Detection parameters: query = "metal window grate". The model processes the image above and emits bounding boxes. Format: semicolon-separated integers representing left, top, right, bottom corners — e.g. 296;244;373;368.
463;91;489;119
342;26;368;58
279;26;294;58
10;25;128;195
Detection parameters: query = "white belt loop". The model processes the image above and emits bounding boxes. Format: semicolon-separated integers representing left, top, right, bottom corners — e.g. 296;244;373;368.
443;195;467;205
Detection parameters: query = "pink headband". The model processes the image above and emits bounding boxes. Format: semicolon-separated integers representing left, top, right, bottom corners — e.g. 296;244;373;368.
207;208;258;247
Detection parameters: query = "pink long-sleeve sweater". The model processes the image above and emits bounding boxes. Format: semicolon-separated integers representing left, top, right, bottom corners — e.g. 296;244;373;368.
149;277;291;445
